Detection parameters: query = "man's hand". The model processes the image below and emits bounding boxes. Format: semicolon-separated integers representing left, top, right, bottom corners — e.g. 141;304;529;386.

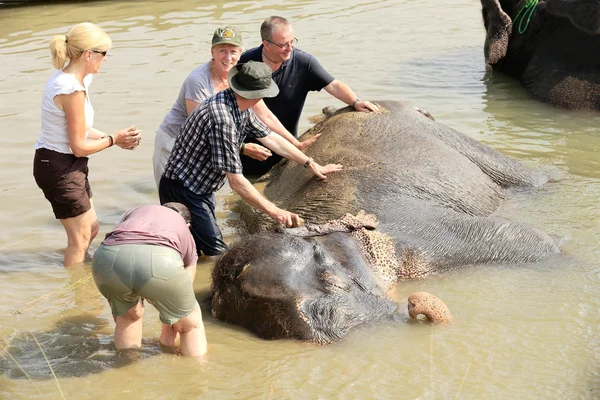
354;100;379;113
296;133;322;151
243;143;272;161
269;208;304;227
308;161;343;179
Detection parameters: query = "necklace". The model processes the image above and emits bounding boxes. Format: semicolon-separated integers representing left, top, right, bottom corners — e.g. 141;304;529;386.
211;60;227;87
262;50;282;68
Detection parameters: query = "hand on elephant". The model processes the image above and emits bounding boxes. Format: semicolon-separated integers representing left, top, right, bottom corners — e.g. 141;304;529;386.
269;208;304;228
296;133;322;152
308;161;343;179
243;143;272;161
354;100;380;113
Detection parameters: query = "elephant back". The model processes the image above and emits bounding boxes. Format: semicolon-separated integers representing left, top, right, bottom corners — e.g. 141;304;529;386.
258;100;538;229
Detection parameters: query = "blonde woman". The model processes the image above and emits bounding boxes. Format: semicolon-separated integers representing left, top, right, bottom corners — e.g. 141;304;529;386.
33;22;141;267
153;25;317;188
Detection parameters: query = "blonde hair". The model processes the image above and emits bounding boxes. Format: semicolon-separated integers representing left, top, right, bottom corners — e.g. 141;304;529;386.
49;22;112;69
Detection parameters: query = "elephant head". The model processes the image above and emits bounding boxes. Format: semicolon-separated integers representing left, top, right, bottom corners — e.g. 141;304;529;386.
542;0;600;35
210;214;399;344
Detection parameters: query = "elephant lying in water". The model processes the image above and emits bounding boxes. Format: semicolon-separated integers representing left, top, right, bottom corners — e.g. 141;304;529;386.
211;101;561;343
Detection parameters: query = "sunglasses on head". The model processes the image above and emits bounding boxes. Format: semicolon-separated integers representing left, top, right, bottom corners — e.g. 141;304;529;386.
90;49;108;56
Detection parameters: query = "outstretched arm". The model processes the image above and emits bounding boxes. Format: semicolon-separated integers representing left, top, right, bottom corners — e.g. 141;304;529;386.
257;133;343;179
61;92;141;156
226;172;303;227
323;79;379;112
252;101;320;151
252;100;299;146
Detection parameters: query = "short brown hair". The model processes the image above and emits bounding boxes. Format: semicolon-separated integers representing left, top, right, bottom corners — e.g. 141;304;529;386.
260;16;291;42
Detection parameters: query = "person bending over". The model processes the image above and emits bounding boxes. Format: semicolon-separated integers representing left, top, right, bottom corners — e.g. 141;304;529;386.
91;203;206;357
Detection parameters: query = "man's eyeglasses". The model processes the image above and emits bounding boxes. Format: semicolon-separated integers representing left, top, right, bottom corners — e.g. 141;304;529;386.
266;37;298;49
90;49;108;56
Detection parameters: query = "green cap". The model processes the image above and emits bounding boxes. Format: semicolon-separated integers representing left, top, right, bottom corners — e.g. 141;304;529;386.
227;61;279;99
212;26;242;47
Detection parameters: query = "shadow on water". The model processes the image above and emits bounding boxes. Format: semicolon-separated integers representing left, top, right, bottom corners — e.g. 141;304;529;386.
0;315;161;380
481;71;600;179
482;70;600;132
0;246;69;273
0;247;215;381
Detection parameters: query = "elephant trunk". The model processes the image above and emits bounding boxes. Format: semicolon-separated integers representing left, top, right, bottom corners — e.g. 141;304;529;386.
407;291;453;323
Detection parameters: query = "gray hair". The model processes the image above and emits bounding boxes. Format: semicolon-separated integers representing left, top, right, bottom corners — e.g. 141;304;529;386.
260;16;291;41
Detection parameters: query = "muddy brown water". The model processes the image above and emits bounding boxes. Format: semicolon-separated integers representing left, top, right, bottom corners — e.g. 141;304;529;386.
1;0;600;398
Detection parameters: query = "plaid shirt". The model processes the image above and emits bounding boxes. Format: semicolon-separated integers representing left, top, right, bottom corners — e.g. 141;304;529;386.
163;89;270;195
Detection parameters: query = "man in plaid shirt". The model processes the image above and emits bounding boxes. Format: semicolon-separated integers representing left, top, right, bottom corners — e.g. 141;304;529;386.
159;61;342;256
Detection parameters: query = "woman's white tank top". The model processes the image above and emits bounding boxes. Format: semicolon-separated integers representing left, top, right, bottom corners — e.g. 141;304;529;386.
34;70;94;154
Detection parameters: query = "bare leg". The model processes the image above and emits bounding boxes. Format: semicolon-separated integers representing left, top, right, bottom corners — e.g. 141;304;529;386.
114;300;144;349
59;199;99;267
185;263;197;284
160;324;180;348
172;302;207;357
160;263;196;351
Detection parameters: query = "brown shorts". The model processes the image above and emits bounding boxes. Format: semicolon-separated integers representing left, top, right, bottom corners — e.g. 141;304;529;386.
33;147;93;220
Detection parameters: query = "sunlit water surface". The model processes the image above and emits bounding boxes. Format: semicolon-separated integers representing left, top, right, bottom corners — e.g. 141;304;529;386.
1;0;599;398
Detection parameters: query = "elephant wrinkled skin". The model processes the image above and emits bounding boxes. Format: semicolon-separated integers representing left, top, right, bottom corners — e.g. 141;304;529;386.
211;101;561;343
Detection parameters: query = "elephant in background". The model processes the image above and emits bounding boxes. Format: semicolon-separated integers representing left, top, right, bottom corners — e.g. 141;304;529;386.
210;101;561;343
481;0;600;110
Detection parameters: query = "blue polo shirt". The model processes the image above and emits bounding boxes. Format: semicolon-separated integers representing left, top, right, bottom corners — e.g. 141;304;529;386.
239;45;335;137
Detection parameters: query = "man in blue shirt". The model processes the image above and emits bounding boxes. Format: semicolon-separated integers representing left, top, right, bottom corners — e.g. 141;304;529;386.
239;16;379;175
159;61;342;256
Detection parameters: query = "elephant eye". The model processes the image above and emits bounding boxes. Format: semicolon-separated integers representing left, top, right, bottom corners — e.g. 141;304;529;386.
320;271;351;292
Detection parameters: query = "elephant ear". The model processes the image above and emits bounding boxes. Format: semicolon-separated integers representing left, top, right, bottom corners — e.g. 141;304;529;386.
543;0;600;35
481;0;513;67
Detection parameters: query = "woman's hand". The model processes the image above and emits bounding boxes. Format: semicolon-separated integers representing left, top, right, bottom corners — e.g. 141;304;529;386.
296;133;321;152
113;126;141;150
243;143;272;161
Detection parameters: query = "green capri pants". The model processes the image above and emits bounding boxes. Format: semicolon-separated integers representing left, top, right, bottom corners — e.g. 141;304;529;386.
92;243;196;325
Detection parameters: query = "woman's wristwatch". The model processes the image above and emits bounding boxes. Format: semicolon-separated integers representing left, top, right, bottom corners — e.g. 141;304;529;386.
303;157;313;168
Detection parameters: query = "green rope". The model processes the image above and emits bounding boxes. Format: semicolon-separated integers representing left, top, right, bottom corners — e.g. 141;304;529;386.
513;0;539;34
